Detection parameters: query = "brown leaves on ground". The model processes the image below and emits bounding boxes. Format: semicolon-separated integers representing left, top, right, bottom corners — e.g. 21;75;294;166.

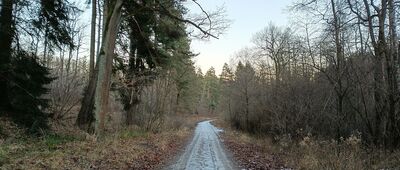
213;120;285;170
129;132;187;170
223;134;283;170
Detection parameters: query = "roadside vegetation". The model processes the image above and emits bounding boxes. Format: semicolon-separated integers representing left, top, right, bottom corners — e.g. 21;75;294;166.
0;115;211;169
215;119;400;169
0;0;226;169
1;0;400;169
214;0;400;169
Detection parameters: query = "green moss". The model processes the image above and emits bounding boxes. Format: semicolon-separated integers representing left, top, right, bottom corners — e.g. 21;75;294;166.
0;145;9;166
43;134;79;150
119;129;147;139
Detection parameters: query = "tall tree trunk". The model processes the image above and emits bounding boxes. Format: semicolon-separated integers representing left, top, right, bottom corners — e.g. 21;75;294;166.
0;0;14;111
245;86;249;131
43;27;49;66
94;1;105;57
93;0;123;136
124;20;138;125
76;0;123;134
330;0;345;142
89;0;97;78
376;0;388;147
360;0;386;145
76;68;97;132
386;0;399;148
74;33;82;75
75;0;97;128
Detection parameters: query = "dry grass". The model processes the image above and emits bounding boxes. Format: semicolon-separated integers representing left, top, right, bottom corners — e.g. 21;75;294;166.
0;130;191;169
281;135;400;170
0;114;211;169
213;119;400;170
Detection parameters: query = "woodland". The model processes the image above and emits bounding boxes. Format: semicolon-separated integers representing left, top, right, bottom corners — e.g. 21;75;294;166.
1;0;400;169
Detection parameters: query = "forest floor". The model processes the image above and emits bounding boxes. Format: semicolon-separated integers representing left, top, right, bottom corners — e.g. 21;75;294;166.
213;119;400;170
212;120;286;170
0;115;209;169
3;115;399;169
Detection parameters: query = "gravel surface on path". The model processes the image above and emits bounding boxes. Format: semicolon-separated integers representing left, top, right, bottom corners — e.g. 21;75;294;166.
168;120;237;170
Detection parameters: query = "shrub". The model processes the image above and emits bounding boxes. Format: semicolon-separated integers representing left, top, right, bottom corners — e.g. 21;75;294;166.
7;53;53;135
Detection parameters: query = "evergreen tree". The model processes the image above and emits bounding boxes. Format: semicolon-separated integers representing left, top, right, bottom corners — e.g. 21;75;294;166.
9;53;54;134
219;63;234;118
220;63;234;83
232;61;257;131
204;67;220;114
0;0;74;134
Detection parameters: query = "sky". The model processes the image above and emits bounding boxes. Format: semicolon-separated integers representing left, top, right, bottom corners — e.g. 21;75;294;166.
76;0;294;74
186;0;293;74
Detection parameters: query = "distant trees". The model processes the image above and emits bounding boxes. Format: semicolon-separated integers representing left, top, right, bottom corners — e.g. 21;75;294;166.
204;67;220;114
74;0;228;135
252;23;295;83
219;63;234;119
230;62;258;131
221;0;400;149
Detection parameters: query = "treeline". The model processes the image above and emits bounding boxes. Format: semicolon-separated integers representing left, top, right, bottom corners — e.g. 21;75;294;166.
0;0;227;136
220;0;400;148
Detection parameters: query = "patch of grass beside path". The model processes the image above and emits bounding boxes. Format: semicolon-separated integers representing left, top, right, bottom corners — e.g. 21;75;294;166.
1;129;191;169
0;116;207;170
213;119;400;170
0;114;216;169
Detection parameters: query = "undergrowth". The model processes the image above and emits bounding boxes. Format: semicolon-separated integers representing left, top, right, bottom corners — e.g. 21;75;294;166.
0;114;205;169
215;119;400;170
282;135;400;169
43;134;81;150
119;129;148;139
0;145;8;166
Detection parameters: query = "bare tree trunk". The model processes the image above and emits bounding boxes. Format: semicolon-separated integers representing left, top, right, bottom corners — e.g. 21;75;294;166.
89;0;96;78
93;0;123;136
43;28;49;66
75;0;102;131
330;0;346;142
354;0;387;145
74;32;83;75
245;85;250;131
66;45;73;75
60;48;65;83
76;69;97;132
76;0;123;134
385;0;399;148
375;0;388;147
97;0;102;57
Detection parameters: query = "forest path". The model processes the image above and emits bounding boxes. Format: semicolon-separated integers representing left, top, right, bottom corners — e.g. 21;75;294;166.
167;120;237;170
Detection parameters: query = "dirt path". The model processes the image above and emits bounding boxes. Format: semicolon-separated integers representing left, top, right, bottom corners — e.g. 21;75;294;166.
168;120;237;170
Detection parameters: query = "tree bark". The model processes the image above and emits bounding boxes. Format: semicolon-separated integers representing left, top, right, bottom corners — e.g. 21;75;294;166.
93;0;123;136
76;69;97;132
330;0;345;142
385;0;399;148
89;0;97;78
76;0;123;134
96;0;102;57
